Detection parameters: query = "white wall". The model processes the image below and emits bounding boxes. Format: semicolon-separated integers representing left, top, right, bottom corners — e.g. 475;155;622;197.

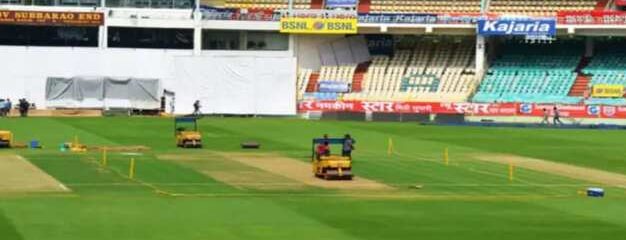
0;46;296;115
295;35;346;71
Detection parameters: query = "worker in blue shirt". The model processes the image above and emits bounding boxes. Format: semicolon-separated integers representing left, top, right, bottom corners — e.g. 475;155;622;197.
342;134;355;158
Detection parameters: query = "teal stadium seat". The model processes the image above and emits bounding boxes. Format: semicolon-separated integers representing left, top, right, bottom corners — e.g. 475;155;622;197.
581;44;626;105
473;42;583;104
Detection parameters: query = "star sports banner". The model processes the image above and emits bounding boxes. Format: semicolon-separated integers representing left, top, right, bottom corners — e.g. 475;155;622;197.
298;101;517;115
298;101;626;119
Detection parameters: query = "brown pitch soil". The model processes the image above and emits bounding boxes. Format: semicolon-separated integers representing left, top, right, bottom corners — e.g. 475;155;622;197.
158;152;392;191
473;153;626;188
216;152;393;191
158;152;305;190
0;154;70;193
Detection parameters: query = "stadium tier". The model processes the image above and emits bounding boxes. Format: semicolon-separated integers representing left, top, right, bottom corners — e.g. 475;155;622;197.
297;68;313;101
351;51;412;100
367;0;481;13
206;0;605;15
298;37;476;102
347;39;475;102
581;39;626;105
473;41;583;104
488;0;602;16
4;0;626;116
0;0;100;5
224;0;312;9
319;65;357;85
300;36;626;107
0;0;198;7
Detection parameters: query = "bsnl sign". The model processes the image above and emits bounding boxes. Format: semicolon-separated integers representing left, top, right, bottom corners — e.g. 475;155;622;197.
477;18;556;36
280;17;357;34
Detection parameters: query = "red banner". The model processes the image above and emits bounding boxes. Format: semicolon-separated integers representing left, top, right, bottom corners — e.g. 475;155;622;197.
239;8;276;21
436;12;499;24
298;101;626;119
297;101;517;115
557;10;626;25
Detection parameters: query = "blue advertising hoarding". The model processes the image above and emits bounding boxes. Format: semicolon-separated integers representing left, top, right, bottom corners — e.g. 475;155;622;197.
326;0;358;8
318;81;351;93
200;6;237;20
477;18;557;36
358;13;438;24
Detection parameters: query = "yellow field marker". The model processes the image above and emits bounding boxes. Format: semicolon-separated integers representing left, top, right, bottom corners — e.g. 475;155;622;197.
101;148;108;167
387;137;394;156
129;158;136;179
444;147;449;166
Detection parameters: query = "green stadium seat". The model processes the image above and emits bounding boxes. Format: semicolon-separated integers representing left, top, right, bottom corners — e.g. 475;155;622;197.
473;41;583;104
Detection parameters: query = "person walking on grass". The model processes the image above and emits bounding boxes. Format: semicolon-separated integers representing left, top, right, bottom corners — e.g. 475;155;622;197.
6;99;11;117
0;99;6;117
541;108;550;125
18;99;30;117
193;100;201;116
553;106;563;126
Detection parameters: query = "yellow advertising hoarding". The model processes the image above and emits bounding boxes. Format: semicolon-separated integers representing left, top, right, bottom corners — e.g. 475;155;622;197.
280;17;357;34
0;10;103;26
592;84;624;98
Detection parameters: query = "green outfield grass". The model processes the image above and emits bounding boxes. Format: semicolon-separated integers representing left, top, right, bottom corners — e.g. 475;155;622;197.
1;117;625;240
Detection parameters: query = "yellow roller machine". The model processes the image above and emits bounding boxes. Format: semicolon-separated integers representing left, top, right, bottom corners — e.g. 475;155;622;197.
311;138;353;180
175;117;202;148
0;130;13;148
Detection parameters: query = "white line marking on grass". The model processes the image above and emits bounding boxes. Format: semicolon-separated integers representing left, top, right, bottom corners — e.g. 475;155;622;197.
62;182;598;188
141;192;581;200
359;150;441;163
120;152;143;156
58;183;70;191
465;168;533;185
